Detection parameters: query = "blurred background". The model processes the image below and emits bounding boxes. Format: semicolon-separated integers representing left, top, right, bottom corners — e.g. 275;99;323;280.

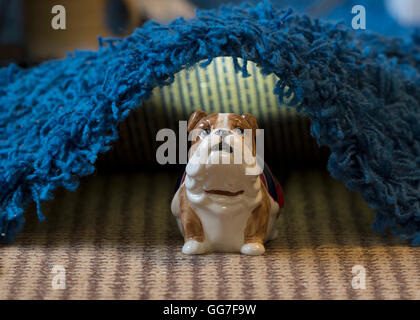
0;0;419;67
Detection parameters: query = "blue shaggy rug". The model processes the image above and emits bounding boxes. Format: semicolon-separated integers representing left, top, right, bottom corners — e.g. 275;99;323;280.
0;2;419;244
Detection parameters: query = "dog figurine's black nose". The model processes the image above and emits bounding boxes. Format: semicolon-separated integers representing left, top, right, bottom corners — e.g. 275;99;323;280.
214;129;231;138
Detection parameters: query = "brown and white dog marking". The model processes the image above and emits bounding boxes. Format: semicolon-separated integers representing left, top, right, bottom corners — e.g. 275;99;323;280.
171;111;284;255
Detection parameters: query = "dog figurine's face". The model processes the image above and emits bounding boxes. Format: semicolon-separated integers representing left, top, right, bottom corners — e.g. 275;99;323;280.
185;111;261;200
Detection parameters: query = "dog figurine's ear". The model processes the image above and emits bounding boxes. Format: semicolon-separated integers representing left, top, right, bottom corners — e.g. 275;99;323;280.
241;113;258;131
188;110;207;132
242;113;259;157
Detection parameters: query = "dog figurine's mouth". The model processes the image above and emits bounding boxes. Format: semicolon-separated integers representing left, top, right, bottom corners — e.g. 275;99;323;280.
204;189;244;196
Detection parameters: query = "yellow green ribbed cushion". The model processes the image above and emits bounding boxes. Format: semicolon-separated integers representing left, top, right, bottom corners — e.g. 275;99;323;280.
99;57;328;170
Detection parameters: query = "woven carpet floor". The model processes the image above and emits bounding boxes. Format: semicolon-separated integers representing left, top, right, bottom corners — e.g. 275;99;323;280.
1;169;419;299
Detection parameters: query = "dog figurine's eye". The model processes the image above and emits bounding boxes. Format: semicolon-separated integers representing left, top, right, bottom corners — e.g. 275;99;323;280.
234;127;244;135
200;128;211;137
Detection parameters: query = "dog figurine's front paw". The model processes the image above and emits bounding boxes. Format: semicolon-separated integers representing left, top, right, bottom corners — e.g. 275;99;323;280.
182;240;209;254
241;242;265;255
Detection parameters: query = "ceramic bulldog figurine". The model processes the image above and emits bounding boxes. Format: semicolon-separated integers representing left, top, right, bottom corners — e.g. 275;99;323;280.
171;111;284;255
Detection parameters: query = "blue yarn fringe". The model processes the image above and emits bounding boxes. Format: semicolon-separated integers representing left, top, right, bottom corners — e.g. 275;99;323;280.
0;2;419;243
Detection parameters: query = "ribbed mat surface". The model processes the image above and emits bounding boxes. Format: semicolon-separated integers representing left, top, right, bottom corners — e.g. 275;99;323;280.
1;170;419;300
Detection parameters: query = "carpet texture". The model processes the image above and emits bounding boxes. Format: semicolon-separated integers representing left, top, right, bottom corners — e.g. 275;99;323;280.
1;170;419;300
0;2;419;244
